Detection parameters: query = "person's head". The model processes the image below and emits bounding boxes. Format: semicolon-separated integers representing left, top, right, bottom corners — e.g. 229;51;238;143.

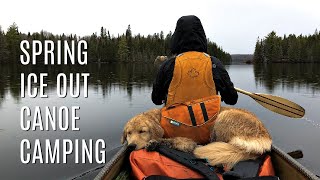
170;15;207;55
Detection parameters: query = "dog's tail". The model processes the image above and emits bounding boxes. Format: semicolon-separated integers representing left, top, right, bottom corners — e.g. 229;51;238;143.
229;136;272;154
193;137;271;167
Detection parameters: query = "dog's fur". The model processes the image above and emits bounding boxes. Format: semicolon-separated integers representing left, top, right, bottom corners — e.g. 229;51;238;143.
121;108;197;153
122;107;272;168
193;107;272;168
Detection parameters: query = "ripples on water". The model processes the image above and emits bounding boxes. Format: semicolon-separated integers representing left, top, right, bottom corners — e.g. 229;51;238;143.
0;63;319;179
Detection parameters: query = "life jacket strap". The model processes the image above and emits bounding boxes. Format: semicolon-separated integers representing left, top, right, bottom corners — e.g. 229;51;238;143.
187;105;197;126
200;102;209;122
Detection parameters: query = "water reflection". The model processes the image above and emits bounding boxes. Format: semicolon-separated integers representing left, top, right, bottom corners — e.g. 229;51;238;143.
253;63;320;93
2;63;320;107
0;63;156;106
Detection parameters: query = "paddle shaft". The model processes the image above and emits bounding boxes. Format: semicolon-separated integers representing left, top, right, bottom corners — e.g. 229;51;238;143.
235;88;252;96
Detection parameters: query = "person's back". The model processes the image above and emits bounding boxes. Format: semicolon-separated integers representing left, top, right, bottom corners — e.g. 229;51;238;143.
152;15;238;106
166;51;216;106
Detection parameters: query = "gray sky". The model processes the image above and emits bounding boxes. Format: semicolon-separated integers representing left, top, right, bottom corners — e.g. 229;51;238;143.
1;0;319;54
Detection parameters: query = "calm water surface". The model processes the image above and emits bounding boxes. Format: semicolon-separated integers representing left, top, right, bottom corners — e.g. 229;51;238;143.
0;63;319;179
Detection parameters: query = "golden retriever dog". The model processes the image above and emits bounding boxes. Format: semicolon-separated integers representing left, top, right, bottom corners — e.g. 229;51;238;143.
121;108;197;153
121;107;271;168
193;107;272;169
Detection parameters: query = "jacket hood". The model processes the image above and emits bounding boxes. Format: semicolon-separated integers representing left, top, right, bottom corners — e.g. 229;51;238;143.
170;15;207;55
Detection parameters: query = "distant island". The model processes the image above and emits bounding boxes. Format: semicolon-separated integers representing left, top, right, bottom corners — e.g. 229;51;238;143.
254;30;320;63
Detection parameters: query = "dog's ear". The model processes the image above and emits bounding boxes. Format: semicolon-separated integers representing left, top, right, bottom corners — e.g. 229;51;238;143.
150;121;164;139
121;129;127;144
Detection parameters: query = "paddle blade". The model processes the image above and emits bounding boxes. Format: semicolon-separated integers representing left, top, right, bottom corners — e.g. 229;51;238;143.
250;93;305;118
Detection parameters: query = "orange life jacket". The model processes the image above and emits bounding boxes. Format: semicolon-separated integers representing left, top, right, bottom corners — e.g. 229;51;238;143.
160;51;220;144
166;51;217;106
130;149;275;180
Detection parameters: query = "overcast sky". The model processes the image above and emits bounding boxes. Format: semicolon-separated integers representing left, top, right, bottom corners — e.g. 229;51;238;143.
1;0;319;54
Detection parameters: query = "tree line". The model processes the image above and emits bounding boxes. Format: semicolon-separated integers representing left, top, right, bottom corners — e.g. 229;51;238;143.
0;23;232;64
254;30;320;63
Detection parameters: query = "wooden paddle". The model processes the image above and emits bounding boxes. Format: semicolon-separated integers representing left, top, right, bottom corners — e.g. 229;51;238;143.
235;88;305;118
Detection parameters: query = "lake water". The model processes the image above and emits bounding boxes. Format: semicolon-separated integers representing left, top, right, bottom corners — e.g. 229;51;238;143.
0;63;319;179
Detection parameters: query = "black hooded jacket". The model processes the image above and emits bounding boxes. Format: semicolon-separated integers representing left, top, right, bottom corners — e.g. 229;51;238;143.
151;15;238;105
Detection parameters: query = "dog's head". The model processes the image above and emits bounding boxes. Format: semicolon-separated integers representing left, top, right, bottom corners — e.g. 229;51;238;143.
121;109;163;150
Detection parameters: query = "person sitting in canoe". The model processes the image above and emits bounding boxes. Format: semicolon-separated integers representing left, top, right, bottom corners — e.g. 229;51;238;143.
151;15;238;107
150;15;238;145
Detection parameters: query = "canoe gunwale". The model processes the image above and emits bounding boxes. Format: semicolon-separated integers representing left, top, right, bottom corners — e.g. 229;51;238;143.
271;145;319;180
94;143;129;180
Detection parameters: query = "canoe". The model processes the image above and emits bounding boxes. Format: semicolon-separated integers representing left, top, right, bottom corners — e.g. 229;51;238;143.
94;144;319;180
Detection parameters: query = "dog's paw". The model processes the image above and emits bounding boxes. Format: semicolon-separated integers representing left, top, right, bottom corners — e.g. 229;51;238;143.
146;139;160;151
172;137;197;153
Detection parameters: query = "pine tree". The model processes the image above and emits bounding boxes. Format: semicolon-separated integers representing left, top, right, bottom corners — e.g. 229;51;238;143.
0;26;8;63
253;38;264;63
287;35;301;62
5;23;21;61
118;36;129;61
263;31;282;62
125;25;132;59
